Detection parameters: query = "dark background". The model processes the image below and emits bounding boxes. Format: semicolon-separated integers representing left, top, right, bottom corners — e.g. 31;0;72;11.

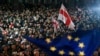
0;0;100;8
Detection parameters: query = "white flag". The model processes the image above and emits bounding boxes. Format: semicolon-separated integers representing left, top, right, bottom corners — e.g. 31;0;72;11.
52;17;60;32
58;4;75;30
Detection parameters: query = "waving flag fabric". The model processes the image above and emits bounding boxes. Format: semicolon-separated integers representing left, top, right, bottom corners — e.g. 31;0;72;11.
24;28;100;56
58;4;75;30
52;17;60;32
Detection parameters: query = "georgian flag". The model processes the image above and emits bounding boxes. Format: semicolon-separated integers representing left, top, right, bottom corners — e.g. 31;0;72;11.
52;17;60;32
58;4;75;30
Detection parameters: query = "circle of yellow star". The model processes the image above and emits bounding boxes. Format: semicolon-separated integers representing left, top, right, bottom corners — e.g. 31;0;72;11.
79;51;85;56
67;35;72;40
45;38;51;44
69;51;75;56
74;37;80;42
59;50;65;55
79;42;85;48
50;46;56;52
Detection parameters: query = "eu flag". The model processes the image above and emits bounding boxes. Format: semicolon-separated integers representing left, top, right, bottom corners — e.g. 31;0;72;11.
24;28;100;56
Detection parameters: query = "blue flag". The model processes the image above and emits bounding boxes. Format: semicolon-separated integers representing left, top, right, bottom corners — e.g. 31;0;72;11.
24;29;100;56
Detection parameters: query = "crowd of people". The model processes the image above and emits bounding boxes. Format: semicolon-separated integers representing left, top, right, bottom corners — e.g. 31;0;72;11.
93;48;100;56
0;4;100;56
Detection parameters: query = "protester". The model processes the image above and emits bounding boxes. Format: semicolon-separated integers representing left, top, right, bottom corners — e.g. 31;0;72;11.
0;4;100;56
